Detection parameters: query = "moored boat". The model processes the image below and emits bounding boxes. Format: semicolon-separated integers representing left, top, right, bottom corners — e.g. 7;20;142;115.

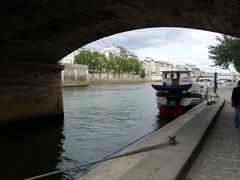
152;69;207;118
152;84;192;93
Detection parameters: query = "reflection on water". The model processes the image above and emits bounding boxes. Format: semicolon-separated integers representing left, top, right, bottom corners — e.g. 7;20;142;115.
0;121;65;180
0;83;173;179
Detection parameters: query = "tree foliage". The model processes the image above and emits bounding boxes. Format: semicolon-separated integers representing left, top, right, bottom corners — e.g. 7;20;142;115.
74;49;103;73
74;49;145;78
139;69;146;79
208;35;240;72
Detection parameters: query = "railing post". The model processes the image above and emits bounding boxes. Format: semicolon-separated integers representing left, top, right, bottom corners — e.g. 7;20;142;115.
214;72;217;93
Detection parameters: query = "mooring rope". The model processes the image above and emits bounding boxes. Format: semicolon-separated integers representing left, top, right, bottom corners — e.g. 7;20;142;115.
24;98;214;180
24;128;167;180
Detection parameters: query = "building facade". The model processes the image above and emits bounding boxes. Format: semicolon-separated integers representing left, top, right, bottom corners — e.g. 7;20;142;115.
59;48;83;64
142;58;174;81
101;45;138;58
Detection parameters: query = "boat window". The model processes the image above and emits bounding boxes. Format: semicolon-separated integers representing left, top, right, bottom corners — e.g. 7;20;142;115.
165;73;171;78
180;72;191;78
180;73;189;78
173;73;177;79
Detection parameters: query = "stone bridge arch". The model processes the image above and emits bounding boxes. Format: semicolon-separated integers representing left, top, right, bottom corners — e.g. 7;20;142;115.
1;0;240;126
1;0;240;63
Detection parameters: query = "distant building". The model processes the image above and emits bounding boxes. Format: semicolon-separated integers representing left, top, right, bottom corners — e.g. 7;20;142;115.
101;45;138;58
60;45;138;65
141;57;152;76
141;58;174;81
59;47;88;64
60;45;211;82
184;64;201;77
158;61;173;71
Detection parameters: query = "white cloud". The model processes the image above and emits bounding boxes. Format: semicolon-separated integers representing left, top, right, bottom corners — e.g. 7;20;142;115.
84;27;235;73
192;45;209;55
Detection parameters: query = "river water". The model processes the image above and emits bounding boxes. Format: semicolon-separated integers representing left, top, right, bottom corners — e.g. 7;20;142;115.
0;83;172;180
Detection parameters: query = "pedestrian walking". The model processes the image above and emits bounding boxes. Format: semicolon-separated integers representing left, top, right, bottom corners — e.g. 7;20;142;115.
231;80;240;128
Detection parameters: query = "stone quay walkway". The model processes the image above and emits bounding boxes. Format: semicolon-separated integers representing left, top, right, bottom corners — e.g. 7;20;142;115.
186;86;240;180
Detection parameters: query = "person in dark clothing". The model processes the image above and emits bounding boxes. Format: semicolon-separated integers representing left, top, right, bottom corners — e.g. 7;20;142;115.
231;80;240;128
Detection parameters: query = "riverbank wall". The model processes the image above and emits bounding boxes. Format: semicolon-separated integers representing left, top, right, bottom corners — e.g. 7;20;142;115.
62;64;148;86
89;72;147;83
62;63;89;87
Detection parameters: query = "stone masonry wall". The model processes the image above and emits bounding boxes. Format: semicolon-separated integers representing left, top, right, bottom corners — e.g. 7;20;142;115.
0;61;64;126
62;63;145;86
89;72;145;83
2;1;240;65
62;63;89;87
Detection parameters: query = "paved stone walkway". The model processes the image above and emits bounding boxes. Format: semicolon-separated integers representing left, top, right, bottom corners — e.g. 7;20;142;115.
186;87;240;180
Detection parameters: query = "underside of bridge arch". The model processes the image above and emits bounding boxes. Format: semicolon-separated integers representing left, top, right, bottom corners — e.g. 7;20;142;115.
1;0;240;126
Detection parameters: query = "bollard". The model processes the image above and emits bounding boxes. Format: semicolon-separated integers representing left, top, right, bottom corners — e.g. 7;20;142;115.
168;135;177;145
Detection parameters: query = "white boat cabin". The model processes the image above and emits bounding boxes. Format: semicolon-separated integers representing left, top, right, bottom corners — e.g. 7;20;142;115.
162;70;192;86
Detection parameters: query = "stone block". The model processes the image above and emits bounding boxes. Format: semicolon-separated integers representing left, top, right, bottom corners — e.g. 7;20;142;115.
0;61;64;127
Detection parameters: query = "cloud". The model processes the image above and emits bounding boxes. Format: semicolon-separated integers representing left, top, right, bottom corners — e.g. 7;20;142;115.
84;27;234;73
85;28;192;50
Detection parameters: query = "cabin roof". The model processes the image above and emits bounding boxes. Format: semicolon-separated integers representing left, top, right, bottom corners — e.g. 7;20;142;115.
162;69;190;73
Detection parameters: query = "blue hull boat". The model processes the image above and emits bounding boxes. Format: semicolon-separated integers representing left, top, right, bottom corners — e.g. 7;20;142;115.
152;84;192;93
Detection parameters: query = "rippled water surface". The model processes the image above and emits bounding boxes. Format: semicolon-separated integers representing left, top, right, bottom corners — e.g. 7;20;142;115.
1;83;172;179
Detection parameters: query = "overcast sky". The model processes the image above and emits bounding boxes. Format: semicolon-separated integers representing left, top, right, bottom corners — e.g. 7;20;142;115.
84;27;236;73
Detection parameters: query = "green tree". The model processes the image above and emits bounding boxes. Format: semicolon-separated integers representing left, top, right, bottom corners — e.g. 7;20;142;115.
121;57;129;78
114;56;122;78
74;49;92;66
128;57;141;74
105;55;114;78
74;49;144;79
208;35;240;72
111;55;117;78
90;51;101;74
95;52;106;78
74;49;106;78
140;69;146;79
